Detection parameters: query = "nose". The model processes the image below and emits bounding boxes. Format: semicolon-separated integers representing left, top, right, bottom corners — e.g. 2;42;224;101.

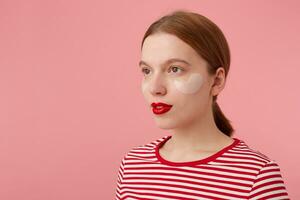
149;73;167;96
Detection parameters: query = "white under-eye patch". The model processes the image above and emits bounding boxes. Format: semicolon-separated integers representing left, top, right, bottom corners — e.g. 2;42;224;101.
141;80;149;93
173;73;204;94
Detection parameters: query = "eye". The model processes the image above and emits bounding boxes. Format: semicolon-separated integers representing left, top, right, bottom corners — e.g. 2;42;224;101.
169;65;184;74
141;65;184;76
141;67;151;75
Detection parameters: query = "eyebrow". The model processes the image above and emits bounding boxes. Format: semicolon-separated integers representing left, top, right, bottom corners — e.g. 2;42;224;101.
138;58;191;68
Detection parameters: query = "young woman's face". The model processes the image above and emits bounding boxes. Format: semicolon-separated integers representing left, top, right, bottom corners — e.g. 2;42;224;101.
140;32;215;129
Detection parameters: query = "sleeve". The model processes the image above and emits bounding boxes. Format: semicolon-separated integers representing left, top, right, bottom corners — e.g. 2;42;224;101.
249;160;290;200
115;155;126;200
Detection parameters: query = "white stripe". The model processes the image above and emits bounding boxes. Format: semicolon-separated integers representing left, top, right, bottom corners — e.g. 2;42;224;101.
250;183;286;195
121;188;244;200
269;195;289;200
130;149;154;153
126;153;156;158
209;161;262;170
187;164;258;173
218;157;266;165
251;189;287;200
223;151;269;161
125;164;256;179
255;171;283;181
121;192;209;200
253;177;284;187
124;172;253;185
260;165;279;172
231;147;268;161
122;178;250;193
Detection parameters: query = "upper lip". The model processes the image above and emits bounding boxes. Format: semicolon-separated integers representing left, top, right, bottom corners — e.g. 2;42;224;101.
151;102;173;107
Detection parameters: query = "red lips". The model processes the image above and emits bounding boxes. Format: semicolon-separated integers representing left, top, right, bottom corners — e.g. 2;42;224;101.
151;102;173;115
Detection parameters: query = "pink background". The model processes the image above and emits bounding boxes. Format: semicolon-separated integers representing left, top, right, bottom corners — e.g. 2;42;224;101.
0;0;299;199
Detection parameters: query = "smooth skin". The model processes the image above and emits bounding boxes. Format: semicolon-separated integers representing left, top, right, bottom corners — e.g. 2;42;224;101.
140;32;234;162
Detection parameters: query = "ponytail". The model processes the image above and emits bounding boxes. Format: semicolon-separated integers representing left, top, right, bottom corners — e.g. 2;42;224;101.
212;97;234;137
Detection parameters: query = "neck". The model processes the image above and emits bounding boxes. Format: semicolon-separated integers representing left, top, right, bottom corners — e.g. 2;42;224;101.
167;105;231;152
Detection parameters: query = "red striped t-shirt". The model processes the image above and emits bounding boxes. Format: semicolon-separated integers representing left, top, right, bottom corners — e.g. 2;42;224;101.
115;135;289;200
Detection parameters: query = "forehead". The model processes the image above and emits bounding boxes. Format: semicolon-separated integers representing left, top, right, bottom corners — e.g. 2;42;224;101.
141;33;203;66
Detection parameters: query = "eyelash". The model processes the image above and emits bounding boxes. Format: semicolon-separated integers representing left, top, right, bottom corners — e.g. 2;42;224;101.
141;65;184;75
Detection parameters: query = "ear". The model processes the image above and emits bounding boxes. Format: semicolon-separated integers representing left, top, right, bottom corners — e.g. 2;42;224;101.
211;67;226;96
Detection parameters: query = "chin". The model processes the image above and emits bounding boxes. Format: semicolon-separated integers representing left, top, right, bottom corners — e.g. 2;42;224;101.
153;118;180;130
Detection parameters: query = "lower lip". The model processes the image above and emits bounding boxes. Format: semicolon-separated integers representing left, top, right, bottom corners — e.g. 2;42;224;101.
152;106;172;115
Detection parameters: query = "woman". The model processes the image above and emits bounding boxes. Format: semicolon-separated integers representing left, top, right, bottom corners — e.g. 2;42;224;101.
115;10;289;200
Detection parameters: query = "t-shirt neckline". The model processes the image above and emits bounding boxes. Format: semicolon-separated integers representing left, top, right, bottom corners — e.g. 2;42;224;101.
155;135;240;167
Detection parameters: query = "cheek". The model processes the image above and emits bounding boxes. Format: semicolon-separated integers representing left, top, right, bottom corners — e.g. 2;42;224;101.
173;73;204;94
141;80;149;94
